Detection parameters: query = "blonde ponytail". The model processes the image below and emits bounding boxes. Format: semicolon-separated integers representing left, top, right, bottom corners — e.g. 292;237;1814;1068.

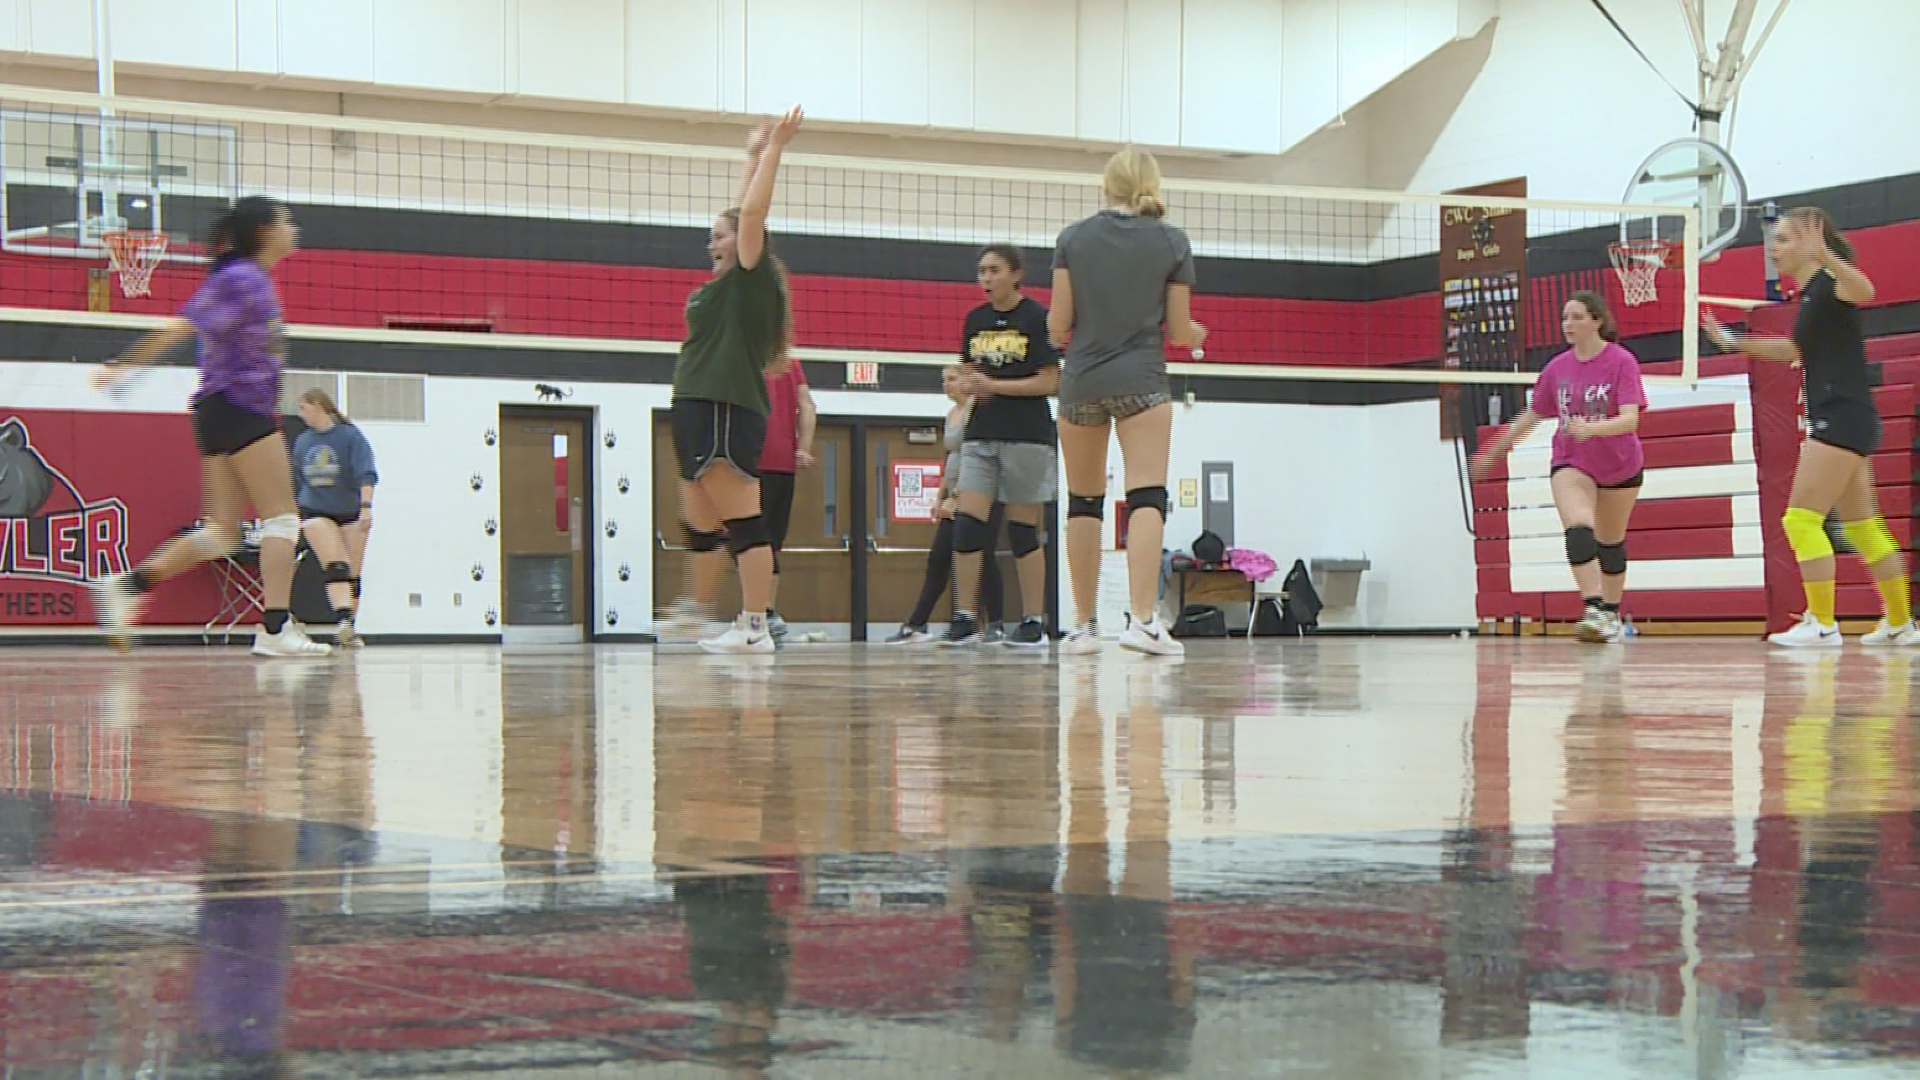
1103;147;1167;219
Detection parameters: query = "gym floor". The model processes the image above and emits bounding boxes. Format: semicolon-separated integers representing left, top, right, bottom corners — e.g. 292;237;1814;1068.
0;638;1914;1077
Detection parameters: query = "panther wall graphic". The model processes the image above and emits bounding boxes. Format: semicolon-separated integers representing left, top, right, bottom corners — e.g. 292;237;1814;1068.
0;410;218;626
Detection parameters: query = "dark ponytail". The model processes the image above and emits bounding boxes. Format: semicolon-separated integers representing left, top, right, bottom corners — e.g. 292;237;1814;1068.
206;196;286;271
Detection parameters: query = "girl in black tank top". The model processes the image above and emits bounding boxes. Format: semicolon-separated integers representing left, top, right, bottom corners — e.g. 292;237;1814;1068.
1703;208;1912;647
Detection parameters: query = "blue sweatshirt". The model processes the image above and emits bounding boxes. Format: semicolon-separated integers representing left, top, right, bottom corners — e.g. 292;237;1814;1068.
294;421;378;517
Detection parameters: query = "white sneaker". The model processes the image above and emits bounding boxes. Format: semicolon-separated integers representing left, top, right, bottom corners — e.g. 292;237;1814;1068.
1575;607;1626;644
1119;617;1185;657
654;599;716;643
699;613;776;654
1861;619;1920;646
252;623;333;657
883;625;932;645
91;572;146;649
1058;623;1102;656
1768;612;1842;649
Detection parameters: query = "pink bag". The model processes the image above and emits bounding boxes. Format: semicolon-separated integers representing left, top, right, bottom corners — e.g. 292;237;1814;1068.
1226;548;1277;583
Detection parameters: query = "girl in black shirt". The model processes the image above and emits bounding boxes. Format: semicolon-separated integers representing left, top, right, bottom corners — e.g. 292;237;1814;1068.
1705;208;1912;647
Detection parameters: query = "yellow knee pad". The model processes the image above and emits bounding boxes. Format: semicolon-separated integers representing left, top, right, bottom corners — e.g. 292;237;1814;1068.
1837;517;1897;565
1781;507;1834;562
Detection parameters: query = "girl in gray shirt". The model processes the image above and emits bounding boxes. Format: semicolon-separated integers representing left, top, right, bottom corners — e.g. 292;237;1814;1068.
1048;148;1206;657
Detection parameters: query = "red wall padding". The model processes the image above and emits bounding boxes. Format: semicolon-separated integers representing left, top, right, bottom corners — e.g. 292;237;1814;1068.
7;217;1920;369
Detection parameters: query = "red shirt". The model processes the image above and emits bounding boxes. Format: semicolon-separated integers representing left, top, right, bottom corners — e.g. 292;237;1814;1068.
758;363;808;473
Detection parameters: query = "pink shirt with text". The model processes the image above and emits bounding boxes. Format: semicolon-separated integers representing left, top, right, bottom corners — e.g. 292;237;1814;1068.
1528;342;1647;487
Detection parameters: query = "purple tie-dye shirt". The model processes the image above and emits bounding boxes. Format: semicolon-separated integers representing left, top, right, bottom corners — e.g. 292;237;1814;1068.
187;260;286;417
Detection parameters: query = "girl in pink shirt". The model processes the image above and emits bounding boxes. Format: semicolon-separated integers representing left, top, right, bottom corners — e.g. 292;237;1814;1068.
1474;291;1647;643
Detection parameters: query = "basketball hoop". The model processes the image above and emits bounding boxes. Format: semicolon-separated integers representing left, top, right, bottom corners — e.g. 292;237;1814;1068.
1608;239;1675;307
102;230;169;298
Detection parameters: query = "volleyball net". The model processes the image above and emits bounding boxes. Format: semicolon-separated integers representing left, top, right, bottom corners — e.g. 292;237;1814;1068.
0;82;1706;395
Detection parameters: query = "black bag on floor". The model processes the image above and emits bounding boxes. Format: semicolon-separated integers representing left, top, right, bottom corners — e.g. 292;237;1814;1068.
1171;604;1228;638
1280;559;1322;634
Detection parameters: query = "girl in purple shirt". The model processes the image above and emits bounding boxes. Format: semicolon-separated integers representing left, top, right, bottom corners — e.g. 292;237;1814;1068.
1473;291;1647;643
92;197;331;657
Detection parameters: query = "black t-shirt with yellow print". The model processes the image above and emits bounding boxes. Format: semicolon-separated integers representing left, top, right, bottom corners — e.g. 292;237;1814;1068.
961;296;1056;444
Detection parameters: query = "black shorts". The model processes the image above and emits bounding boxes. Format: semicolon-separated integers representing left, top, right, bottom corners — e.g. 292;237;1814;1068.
670;398;765;482
1551;464;1644;490
1808;398;1880;457
760;470;796;548
193;391;281;457
300;507;361;527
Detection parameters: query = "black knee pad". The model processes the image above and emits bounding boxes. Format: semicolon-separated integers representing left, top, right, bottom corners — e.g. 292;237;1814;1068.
324;561;353;584
350;577;362;600
770;548;781;575
1007;521;1041;558
1067;494;1105;520
723;515;770;557
1564;525;1599;567
1126;486;1170;522
953;512;992;554
1598;541;1627;576
682;522;724;552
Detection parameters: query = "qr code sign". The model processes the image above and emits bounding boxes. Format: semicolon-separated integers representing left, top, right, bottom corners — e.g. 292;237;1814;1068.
899;471;924;497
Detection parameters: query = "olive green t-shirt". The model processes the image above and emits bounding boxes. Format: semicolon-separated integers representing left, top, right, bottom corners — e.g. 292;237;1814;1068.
671;258;785;414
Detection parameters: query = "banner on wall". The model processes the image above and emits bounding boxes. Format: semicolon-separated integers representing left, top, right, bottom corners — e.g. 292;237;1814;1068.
890;460;943;522
0;409;220;626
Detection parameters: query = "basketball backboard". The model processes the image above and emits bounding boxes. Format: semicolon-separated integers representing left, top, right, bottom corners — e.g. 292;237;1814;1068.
1620;136;1748;260
1;110;237;263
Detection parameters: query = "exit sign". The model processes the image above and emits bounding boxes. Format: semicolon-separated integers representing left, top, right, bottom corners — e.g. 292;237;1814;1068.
846;360;881;386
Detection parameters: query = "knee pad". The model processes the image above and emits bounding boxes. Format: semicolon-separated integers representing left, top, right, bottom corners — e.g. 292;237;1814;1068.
681;522;724;552
1067;494;1105;521
350;577;362;600
258;513;300;544
1782;507;1835;562
953;512;992;555
1838;517;1897;564
323;561;353;584
1597;542;1627;576
1564;525;1599;567
722;515;770;557
1125;486;1170;522
1007;521;1041;558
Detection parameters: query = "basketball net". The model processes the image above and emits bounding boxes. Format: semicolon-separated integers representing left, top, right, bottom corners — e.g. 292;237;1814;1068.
1607;240;1673;307
102;231;169;298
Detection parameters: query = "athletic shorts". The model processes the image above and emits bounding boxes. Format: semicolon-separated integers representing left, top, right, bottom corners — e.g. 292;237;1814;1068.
670;397;766;482
1808;398;1880;457
957;440;1057;506
193;392;281;457
1551;464;1644;490
1058;392;1172;428
299;507;361;527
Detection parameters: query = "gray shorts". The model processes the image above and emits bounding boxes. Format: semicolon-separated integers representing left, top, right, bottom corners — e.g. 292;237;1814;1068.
957;440;1057;506
1058;392;1172;428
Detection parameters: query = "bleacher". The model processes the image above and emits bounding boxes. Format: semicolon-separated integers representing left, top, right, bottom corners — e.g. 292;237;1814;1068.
1474;321;1920;635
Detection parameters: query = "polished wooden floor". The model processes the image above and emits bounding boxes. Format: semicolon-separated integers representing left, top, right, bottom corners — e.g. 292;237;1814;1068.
2;638;1918;1077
